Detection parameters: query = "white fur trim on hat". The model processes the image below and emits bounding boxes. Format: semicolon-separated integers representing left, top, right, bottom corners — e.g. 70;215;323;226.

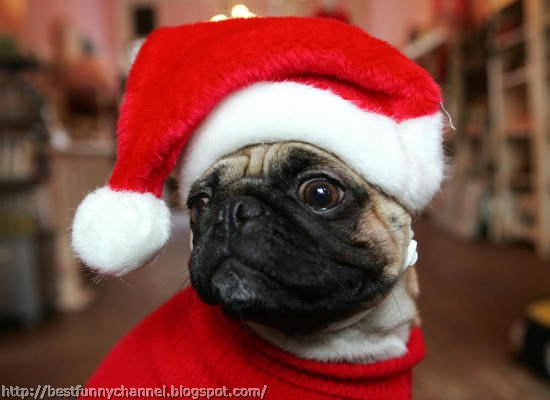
179;82;444;211
71;187;171;275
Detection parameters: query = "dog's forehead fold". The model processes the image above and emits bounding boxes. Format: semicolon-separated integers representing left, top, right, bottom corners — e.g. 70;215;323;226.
195;142;374;196
214;147;272;179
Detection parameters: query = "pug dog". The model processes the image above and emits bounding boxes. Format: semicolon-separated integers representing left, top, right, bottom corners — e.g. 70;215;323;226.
182;141;420;364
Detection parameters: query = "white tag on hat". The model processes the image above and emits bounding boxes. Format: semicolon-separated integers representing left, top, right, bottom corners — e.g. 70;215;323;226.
402;239;418;273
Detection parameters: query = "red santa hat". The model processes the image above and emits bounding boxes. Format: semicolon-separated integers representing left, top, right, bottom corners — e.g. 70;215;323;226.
72;17;444;276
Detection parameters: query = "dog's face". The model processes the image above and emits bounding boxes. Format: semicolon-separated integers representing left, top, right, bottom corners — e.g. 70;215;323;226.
185;142;412;335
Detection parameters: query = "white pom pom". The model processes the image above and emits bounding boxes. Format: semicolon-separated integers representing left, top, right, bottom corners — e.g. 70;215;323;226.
71;187;171;276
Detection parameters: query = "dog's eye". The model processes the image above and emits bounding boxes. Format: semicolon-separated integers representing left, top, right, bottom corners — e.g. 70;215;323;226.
188;196;210;224
299;178;344;212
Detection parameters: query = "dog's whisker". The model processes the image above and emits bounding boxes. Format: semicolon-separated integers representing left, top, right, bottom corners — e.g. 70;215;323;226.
390;223;409;232
392;280;406;288
239;319;251;333
179;274;191;289
90;273;106;285
317;265;348;289
391;291;405;324
239;319;267;342
118;276;134;288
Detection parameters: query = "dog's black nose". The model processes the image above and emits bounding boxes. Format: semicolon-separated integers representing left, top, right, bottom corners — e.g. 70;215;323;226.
216;196;265;234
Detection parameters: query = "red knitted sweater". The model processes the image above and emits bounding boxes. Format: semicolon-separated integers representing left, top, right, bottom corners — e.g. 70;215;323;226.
84;287;425;399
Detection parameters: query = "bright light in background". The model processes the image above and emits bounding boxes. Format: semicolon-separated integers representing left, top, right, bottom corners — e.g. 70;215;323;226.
210;14;228;22
210;4;256;21
231;4;256;18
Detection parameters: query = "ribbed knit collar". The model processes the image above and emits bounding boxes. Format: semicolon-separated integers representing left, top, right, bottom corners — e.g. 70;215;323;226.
85;288;425;400
186;289;425;399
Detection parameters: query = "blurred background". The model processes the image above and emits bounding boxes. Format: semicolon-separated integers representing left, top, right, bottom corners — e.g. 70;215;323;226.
0;0;550;398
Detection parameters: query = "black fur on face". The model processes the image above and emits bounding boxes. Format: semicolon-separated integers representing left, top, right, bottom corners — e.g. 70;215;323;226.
186;143;397;335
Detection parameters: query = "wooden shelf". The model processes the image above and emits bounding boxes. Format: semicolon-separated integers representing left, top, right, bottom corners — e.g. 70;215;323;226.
0;56;43;73
510;172;533;188
402;27;448;60
464;124;484;138
0;117;41;130
503;67;528;88
494;26;526;50
485;0;550;256
0;176;40;192
410;1;549;255
505;127;532;138
47;141;115;158
505;224;536;241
